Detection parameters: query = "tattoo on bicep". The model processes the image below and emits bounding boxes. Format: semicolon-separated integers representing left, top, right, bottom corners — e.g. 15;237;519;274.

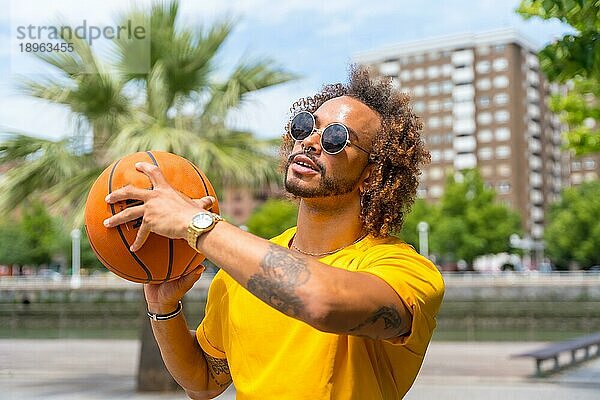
246;243;311;317
204;353;232;388
348;305;405;338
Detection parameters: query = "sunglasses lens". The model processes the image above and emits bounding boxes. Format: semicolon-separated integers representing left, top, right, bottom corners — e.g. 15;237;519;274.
322;124;348;154
290;112;314;140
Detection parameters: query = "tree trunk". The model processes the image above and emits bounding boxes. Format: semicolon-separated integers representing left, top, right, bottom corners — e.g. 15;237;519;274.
136;303;181;392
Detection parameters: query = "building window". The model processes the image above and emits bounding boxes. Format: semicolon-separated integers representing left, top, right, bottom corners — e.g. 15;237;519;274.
413;68;425;80
531;189;543;203
496;145;511;159
429;134;441;145
427;65;440;79
477;45;490;55
443;99;453;110
498;164;511;176
428;100;441;113
481;165;493;176
476;60;491;74
441;81;453;93
494;93;509;105
494;44;506;53
571;160;581;171
413;101;425;113
430;150;442;163
478;96;491;107
495;127;511;141
492;58;508;71
477;129;493;143
493;75;509;88
429;167;443;180
476;78;492;90
495;110;510;123
477;112;492;125
428;82;440;96
428;51;440;61
441;64;453;76
443;115;453;127
428;117;441;129
414;54;425;63
583;159;596;170
530;172;543;186
400;70;411;81
443;149;454;161
478;147;493;160
413;85;425;97
497;181;511;193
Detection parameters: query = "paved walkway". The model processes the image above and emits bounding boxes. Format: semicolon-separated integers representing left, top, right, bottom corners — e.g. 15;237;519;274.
1;340;599;399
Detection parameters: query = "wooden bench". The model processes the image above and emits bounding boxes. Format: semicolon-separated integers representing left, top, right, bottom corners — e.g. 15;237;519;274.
513;332;600;376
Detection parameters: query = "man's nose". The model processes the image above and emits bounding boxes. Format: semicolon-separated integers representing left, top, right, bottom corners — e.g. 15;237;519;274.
300;129;321;154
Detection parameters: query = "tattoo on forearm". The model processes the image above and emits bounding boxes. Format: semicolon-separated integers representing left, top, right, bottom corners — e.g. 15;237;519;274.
204;354;232;388
348;305;404;338
246;243;311;317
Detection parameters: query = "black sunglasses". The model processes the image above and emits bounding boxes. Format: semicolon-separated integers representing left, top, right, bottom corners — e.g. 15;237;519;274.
289;111;370;155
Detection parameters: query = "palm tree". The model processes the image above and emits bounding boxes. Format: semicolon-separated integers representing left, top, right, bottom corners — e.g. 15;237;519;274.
1;0;294;226
0;1;295;392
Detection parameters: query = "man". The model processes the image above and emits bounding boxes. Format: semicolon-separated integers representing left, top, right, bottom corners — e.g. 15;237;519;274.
104;66;445;399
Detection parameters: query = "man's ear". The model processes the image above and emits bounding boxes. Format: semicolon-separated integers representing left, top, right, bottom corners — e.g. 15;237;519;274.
359;164;374;193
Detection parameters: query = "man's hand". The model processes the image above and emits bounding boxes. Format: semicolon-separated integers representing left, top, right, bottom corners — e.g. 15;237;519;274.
144;266;205;314
103;161;215;252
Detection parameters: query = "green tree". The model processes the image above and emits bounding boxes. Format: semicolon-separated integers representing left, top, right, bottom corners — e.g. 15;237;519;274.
518;0;600;154
19;201;60;266
430;170;522;265
397;198;435;248
246;199;299;239
0;217;28;269
545;181;600;269
0;202;66;271
0;0;295;227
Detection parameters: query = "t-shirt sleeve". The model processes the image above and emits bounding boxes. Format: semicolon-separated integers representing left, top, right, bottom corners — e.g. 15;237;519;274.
196;271;228;359
358;244;445;354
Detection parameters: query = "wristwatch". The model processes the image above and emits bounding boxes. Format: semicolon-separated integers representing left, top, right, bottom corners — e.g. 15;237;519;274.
187;211;223;251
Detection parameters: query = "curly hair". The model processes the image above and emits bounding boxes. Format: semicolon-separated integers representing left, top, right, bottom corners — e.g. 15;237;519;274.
279;65;430;237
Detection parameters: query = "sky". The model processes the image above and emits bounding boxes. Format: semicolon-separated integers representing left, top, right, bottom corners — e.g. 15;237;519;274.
0;0;571;141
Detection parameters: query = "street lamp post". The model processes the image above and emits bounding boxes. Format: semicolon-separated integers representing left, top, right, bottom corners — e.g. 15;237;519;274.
417;221;429;258
71;228;81;289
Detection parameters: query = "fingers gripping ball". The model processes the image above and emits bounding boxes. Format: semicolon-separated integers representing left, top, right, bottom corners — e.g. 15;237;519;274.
84;151;219;284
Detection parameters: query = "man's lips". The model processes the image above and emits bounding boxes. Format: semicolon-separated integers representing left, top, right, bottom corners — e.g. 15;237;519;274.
291;154;320;172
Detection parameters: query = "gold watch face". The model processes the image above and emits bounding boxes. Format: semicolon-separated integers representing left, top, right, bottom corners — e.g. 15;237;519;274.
192;213;214;230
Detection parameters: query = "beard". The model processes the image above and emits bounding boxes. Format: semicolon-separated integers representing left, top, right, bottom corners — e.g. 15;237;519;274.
284;154;359;198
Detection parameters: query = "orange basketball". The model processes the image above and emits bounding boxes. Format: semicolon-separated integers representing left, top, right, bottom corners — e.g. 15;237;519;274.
84;151;219;284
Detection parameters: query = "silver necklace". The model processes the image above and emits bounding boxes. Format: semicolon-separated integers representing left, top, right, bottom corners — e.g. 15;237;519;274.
290;232;368;257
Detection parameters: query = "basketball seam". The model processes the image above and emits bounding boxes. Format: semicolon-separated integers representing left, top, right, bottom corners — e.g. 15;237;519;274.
147;151;175;282
108;158;153;283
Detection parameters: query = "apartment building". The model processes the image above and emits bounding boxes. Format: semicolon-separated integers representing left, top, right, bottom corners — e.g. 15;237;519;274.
354;28;574;242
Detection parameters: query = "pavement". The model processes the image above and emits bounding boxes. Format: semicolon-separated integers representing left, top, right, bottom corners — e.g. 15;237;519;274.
1;340;599;399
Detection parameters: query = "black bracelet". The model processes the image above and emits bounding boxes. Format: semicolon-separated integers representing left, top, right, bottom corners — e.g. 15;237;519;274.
147;301;183;321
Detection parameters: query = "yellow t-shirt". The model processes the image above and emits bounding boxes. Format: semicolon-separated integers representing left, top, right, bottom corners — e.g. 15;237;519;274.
196;227;445;400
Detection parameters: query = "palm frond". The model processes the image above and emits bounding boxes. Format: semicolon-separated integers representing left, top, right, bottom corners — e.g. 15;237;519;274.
0;135;89;212
203;60;297;119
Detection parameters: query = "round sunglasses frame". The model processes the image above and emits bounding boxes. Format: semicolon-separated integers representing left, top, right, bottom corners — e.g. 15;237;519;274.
289;111;369;155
